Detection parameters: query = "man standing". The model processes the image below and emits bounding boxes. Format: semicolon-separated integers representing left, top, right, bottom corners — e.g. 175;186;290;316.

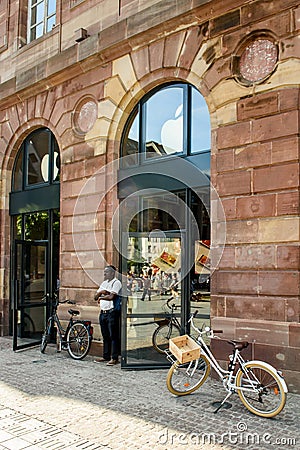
94;265;122;366
141;274;151;301
141;268;152;301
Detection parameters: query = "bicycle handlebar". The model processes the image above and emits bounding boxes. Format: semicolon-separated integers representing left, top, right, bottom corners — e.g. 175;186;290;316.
43;294;76;307
58;299;76;305
166;297;180;310
166;297;173;308
189;312;223;338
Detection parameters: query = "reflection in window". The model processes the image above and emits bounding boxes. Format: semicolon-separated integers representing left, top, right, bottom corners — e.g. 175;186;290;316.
25;212;49;240
145;87;184;158
13;210;60;242
190;190;210;314
142;192;186;231
191;190;210;238
12;128;60;191
13;152;23;192
121;191;186;233
191;89;211;153
122;111;139;166
14;215;23;240
28;0;56;42
121;83;210;166
27;131;49;184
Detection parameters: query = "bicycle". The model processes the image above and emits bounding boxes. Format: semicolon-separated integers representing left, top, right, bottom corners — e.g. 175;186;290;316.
40;293;93;360
165;311;288;418
152;297;181;354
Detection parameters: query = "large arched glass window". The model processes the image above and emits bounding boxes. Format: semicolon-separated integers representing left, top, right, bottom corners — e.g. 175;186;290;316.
122;83;210;167
12;128;60;192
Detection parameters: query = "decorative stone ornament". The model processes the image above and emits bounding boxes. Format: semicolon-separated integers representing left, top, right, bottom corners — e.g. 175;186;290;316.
233;34;278;86
72;97;98;135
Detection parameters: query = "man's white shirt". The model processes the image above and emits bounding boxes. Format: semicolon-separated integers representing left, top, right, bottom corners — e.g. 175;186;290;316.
97;278;122;311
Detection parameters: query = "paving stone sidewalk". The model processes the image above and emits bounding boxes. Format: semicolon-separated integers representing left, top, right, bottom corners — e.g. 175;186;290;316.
0;337;298;450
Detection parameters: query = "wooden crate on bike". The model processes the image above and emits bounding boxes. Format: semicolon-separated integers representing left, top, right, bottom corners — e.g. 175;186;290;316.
169;335;201;363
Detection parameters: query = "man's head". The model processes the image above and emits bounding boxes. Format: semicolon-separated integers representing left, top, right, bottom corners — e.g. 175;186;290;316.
104;265;116;281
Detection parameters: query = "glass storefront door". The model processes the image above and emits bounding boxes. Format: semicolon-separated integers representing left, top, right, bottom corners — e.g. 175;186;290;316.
121;233;183;368
13;240;48;350
119;187;211;367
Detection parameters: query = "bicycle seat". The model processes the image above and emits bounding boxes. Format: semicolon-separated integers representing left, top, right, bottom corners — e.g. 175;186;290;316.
228;340;249;350
68;309;80;316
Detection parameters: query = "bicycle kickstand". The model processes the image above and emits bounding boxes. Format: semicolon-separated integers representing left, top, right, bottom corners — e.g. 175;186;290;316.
213;390;234;414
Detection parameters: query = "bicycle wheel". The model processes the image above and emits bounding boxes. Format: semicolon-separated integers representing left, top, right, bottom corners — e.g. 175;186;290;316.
152;323;181;354
166;354;211;396
40;318;51;353
236;361;287;418
66;322;91;360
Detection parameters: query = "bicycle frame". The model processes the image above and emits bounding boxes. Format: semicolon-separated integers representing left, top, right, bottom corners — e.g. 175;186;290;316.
198;338;249;393
164;298;181;331
191;321;287;395
51;308;93;343
46;299;82;345
193;331;231;383
166;316;180;332
52;312;72;341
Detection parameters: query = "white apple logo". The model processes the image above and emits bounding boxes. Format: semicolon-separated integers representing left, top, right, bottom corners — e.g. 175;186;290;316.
161;104;183;154
41;152;59;182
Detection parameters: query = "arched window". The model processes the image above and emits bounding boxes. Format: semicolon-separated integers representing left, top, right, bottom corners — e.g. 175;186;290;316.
122;83;210;167
12;128;60;192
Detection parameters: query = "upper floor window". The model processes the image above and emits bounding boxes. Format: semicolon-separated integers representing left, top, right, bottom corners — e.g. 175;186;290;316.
12;128;60;192
121;83;211;167
28;0;56;42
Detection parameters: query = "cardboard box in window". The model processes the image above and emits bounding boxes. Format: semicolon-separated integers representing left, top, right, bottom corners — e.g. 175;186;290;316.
169;335;201;363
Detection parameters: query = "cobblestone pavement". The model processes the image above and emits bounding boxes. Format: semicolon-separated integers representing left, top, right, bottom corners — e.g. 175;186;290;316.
0;337;298;450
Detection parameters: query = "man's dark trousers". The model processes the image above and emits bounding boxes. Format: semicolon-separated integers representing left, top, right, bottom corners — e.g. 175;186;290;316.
99;310;119;361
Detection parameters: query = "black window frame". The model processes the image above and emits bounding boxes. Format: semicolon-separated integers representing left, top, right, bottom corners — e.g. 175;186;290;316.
10;128;60;216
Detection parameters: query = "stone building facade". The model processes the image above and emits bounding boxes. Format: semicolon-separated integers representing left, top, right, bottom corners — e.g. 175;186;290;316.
0;1;299;391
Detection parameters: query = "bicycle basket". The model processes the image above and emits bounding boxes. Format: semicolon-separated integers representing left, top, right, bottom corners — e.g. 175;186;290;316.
169;335;201;364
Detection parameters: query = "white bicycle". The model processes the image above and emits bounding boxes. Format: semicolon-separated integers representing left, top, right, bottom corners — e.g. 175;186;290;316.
165;311;288;418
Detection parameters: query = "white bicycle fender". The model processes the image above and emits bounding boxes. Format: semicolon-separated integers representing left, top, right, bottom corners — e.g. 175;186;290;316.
244;360;288;393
